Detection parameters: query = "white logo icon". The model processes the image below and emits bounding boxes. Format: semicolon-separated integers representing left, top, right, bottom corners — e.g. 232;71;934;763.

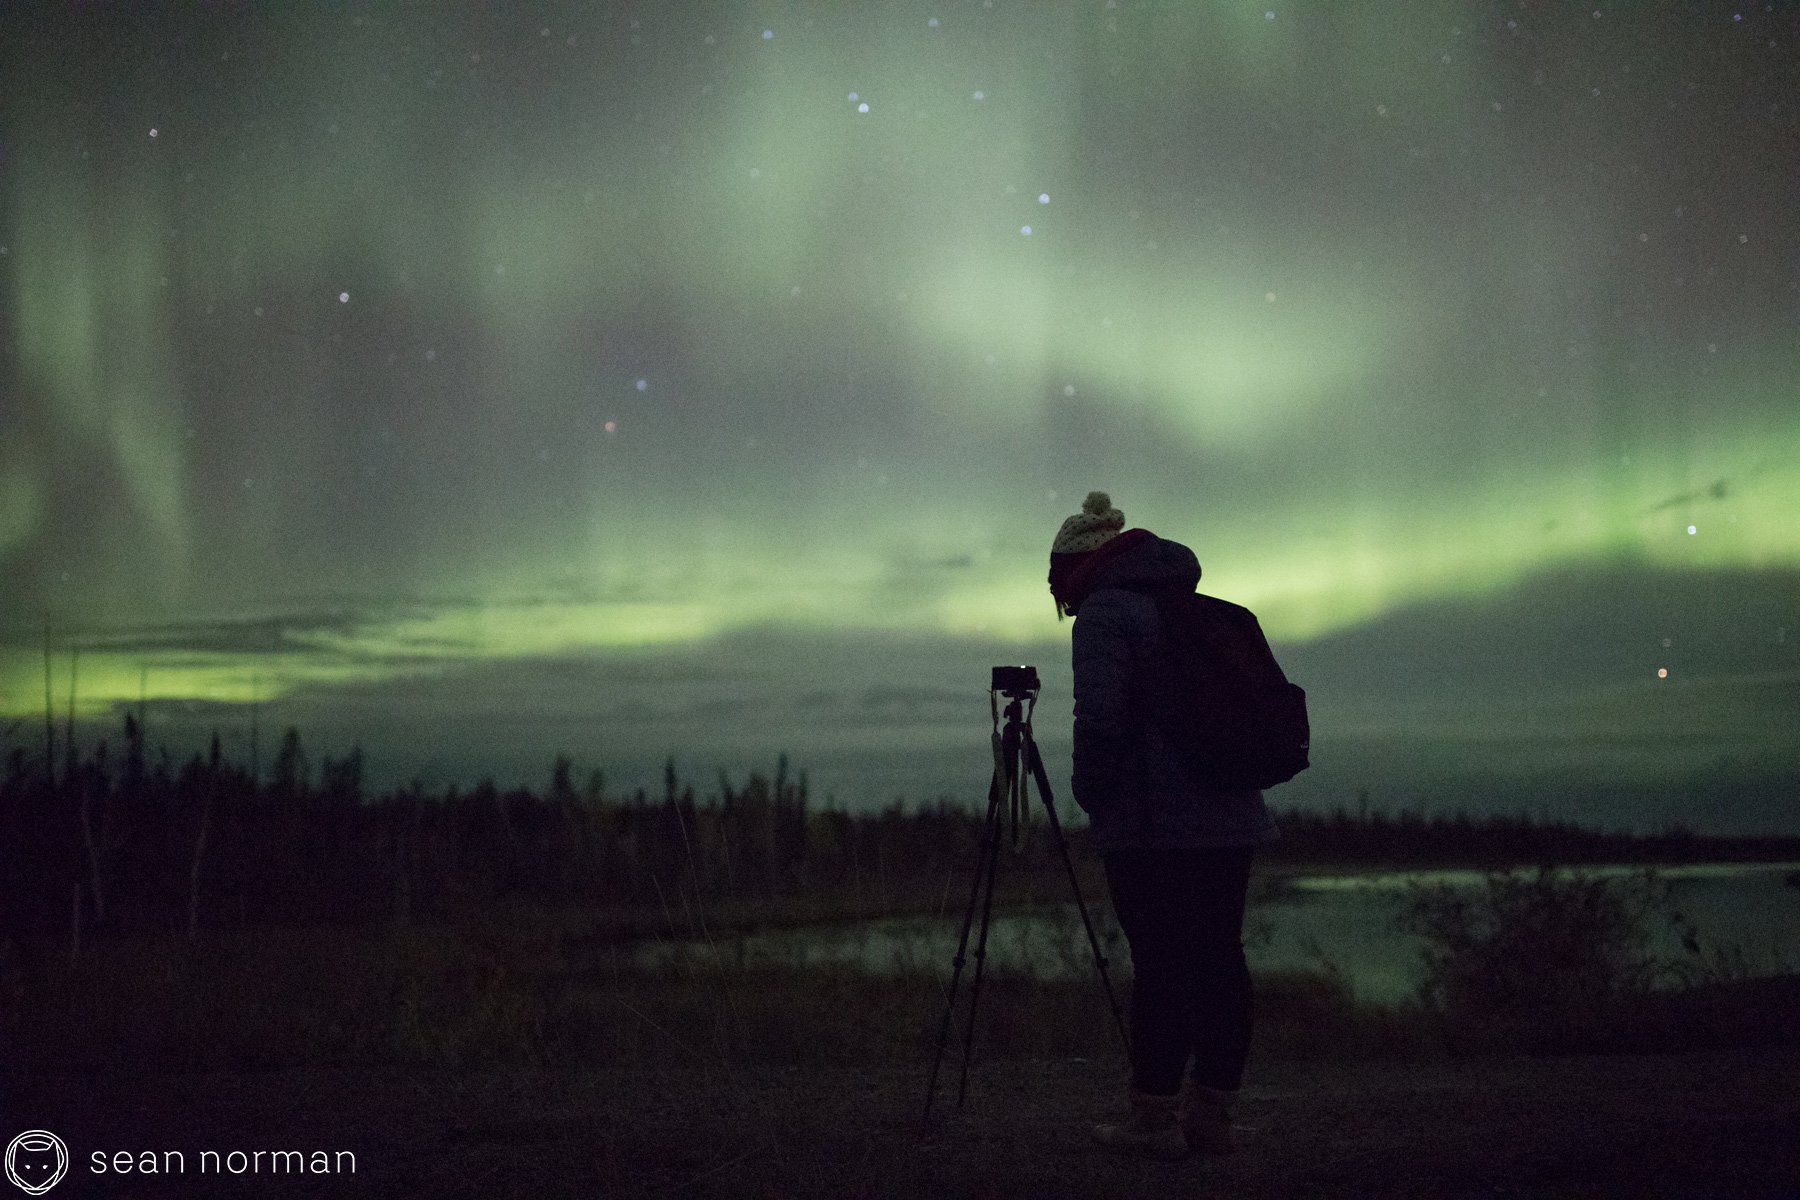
5;1131;68;1195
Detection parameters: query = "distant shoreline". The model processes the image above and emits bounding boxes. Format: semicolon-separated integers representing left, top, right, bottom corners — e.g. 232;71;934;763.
1262;858;1800;888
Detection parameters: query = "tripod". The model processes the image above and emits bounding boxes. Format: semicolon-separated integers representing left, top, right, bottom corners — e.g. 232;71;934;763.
922;670;1131;1127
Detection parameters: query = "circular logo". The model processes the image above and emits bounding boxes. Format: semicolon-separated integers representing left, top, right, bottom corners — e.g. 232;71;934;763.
5;1131;69;1195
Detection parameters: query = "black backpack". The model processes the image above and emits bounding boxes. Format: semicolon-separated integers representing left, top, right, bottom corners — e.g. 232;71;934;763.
1136;587;1310;790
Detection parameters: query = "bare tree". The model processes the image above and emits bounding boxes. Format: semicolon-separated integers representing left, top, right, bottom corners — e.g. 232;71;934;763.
187;735;220;942
70;646;108;925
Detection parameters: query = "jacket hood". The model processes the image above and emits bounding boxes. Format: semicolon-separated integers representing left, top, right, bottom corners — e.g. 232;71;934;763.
1085;533;1201;596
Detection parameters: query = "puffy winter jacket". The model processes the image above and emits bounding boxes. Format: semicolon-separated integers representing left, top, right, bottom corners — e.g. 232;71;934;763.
1070;533;1280;854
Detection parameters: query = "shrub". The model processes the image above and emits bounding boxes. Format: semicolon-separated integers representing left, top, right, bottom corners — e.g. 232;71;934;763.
1397;866;1665;1054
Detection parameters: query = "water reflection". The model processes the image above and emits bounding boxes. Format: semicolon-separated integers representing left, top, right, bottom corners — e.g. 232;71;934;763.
633;861;1800;1003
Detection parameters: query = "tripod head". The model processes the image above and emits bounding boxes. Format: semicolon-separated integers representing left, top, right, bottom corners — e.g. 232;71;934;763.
990;664;1039;702
989;664;1039;733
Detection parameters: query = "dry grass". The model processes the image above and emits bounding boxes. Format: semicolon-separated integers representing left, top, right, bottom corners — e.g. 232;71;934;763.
11;902;1425;1080
13;865;1796;1082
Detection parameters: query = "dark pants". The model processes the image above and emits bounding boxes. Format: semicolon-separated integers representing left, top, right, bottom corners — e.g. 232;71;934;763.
1103;846;1255;1097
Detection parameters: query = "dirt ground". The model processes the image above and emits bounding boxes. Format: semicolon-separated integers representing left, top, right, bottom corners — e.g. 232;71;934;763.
15;1048;1800;1199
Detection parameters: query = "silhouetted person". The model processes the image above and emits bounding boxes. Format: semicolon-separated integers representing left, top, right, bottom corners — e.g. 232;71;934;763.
1047;491;1277;1160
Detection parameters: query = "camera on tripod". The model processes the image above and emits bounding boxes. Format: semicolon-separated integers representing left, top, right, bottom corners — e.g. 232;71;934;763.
924;664;1128;1126
990;664;1039;698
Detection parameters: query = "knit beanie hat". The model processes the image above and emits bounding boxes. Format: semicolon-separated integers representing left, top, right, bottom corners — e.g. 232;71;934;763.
1051;491;1125;555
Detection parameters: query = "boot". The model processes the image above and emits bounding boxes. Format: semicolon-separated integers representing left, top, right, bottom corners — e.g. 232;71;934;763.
1091;1088;1188;1161
1181;1082;1237;1154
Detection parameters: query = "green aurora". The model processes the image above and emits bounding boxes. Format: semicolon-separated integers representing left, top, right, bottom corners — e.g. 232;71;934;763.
2;4;1796;823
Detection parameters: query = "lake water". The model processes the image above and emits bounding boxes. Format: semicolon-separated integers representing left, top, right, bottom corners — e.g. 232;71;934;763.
637;862;1800;1003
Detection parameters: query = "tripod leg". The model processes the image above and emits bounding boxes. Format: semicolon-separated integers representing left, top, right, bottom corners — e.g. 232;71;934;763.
1023;729;1132;1060
922;768;1006;1128
955;763;1008;1110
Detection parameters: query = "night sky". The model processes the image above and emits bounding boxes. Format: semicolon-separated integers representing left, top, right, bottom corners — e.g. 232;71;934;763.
3;3;1796;832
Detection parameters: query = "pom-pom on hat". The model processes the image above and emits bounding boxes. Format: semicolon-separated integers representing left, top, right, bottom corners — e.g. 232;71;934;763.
1051;491;1125;555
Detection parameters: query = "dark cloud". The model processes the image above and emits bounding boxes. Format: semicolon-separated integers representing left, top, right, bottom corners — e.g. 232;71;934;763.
1285;562;1800;711
858;685;980;719
56;613;364;658
133;697;248;722
55;566;1790;836
1271;562;1800;828
1646;479;1732;514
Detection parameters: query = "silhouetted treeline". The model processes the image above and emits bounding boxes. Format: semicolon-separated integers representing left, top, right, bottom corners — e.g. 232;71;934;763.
4;718;1796;952
1267;800;1800;869
0;719;992;945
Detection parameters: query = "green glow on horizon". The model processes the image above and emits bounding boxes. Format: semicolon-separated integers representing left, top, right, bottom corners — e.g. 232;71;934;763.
6;409;1794;721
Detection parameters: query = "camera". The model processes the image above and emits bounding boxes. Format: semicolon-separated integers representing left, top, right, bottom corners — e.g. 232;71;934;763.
990;665;1040;696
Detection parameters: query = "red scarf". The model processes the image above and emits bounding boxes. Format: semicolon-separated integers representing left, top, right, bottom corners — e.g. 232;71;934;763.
1057;528;1155;612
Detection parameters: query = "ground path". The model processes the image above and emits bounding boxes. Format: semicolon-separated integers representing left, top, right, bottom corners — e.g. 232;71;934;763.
19;1048;1800;1198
